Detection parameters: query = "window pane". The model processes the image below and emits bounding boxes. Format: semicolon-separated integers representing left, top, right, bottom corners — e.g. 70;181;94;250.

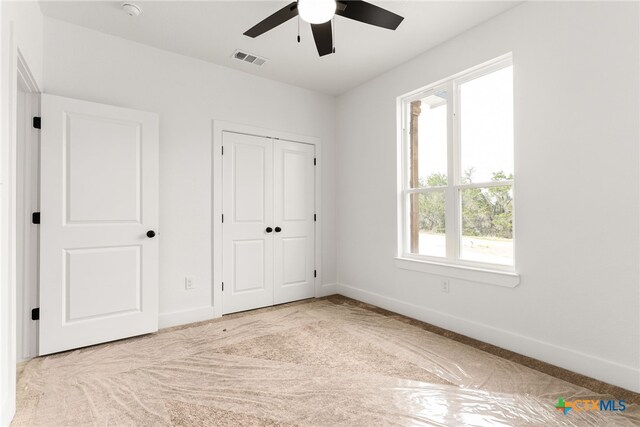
409;90;448;188
410;191;446;257
459;66;513;184
460;186;513;265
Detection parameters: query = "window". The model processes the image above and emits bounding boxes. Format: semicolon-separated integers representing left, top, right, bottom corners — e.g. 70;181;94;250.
399;56;514;271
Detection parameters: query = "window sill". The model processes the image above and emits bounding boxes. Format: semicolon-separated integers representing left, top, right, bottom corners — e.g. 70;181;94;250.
394;257;520;288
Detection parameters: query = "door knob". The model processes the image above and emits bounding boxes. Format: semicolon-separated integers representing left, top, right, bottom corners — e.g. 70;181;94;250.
146;230;156;238
275;227;282;233
266;227;273;233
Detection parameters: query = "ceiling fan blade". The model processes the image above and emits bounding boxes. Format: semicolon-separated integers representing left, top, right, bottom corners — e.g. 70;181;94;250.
336;0;404;30
244;2;298;38
311;21;333;57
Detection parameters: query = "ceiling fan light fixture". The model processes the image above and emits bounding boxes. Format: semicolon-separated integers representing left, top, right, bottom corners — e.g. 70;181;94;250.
297;0;336;24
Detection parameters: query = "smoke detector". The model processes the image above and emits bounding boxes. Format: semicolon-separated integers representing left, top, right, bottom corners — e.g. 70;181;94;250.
232;50;268;67
121;3;142;17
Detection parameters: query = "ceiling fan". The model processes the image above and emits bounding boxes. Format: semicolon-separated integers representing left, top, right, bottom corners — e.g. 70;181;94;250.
244;0;404;57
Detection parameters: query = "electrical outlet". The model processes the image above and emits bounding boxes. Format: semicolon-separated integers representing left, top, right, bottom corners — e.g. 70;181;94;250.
440;279;450;293
185;276;195;290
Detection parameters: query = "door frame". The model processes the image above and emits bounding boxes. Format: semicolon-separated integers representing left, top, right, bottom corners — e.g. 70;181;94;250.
15;52;40;362
1;31;40;422
212;120;322;317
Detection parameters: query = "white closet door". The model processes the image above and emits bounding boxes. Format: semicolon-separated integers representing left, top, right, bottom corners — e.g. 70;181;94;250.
222;132;274;314
273;140;315;304
39;94;159;355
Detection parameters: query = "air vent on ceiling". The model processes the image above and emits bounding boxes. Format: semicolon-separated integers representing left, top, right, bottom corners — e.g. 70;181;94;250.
232;50;268;67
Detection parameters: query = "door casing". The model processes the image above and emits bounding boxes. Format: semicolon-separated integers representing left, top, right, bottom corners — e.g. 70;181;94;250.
2;43;41;424
212;121;322;317
15;57;40;362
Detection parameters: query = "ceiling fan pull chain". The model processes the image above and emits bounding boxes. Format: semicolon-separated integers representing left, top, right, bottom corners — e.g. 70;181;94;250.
332;16;336;53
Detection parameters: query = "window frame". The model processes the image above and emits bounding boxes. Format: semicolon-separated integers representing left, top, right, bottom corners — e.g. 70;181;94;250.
398;55;516;274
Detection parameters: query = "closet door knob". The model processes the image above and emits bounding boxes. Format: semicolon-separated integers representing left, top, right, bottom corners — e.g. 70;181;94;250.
274;227;282;233
266;227;273;233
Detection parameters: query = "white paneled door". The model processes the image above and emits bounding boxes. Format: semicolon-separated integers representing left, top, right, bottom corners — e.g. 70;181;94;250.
222;132;315;314
222;132;274;314
273;140;315;305
39;94;159;355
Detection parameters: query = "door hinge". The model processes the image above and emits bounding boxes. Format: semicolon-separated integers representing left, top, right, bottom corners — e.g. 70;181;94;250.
222;282;224;291
31;308;40;320
32;212;40;224
221;146;224;155
314;214;317;222
314;270;317;278
33;117;41;129
314;157;316;166
222;214;224;223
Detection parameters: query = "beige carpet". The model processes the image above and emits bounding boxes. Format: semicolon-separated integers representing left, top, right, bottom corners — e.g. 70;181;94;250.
13;298;640;426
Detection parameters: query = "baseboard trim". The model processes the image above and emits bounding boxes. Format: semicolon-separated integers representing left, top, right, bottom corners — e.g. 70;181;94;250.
317;282;338;297
158;306;217;329
336;283;640;393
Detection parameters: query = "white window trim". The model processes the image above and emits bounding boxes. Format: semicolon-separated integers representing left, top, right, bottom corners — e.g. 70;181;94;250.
396;54;519;287
395;257;519;288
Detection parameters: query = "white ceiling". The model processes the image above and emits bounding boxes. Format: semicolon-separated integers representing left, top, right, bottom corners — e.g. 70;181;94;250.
38;1;521;95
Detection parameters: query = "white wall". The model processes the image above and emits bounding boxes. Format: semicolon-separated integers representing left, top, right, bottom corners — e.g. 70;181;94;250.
0;1;43;424
336;1;640;392
42;18;337;327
